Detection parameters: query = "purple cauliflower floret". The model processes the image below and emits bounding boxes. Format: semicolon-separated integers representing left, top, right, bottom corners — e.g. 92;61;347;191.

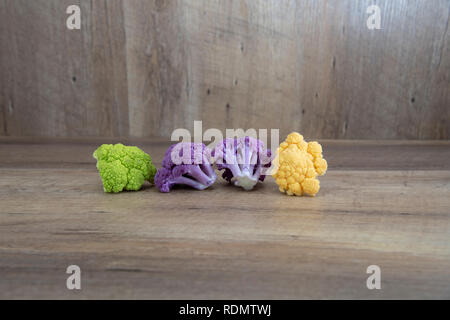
155;142;216;192
213;136;272;190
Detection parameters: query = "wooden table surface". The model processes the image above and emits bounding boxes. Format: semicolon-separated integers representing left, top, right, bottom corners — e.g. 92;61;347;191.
0;138;449;299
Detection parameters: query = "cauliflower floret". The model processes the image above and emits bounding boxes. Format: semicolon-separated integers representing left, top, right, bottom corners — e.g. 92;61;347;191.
213;136;272;191
154;142;216;193
93;143;156;193
272;132;327;196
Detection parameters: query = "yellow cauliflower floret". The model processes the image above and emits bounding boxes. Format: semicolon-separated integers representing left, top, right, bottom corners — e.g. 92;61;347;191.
272;132;327;196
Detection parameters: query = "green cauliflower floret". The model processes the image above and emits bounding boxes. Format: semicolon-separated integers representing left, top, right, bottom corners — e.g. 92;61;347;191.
93;143;156;193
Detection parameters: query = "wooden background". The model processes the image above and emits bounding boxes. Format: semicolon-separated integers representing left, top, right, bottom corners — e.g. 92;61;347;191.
1;0;449;139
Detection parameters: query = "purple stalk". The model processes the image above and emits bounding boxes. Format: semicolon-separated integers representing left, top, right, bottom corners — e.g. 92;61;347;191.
186;165;215;187
171;176;210;190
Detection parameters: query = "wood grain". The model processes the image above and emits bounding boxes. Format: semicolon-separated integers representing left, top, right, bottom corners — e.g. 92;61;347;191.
0;139;449;299
0;0;130;137
1;0;449;139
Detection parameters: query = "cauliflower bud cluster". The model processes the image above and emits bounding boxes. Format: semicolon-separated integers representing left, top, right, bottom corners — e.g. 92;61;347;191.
93;143;156;193
272;132;327;196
